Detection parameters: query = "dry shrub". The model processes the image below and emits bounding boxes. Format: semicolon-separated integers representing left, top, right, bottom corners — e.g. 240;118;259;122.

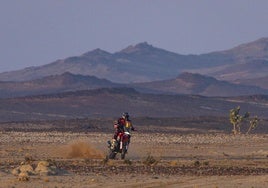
143;154;159;166
66;141;104;159
24;153;34;163
124;159;132;165
203;161;209;166
106;160;116;166
169;160;178;166
194;160;200;167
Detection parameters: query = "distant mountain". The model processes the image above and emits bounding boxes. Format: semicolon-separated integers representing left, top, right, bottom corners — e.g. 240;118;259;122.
223;37;268;60
196;59;268;81
234;75;268;89
0;72;121;98
0;72;267;98
189;38;268;81
0;37;268;86
131;72;268;96
0;43;193;83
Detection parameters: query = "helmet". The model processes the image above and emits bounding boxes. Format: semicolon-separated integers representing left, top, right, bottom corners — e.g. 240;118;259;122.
122;112;129;119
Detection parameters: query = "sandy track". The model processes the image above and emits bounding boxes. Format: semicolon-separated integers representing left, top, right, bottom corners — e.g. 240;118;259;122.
1;131;268;187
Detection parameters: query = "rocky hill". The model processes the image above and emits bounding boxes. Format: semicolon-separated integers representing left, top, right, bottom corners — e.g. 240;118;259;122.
234;75;268;89
131;72;268;96
0;72;267;98
0;87;268;122
0;72;121;98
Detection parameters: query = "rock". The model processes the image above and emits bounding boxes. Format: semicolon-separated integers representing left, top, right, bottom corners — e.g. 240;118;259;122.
37;160;50;167
18;172;29;181
12;160;59;177
12;164;35;176
35;161;57;176
19;164;35;175
11;167;20;176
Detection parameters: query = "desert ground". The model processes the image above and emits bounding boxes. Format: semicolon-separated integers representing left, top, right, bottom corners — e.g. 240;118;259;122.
0;122;268;188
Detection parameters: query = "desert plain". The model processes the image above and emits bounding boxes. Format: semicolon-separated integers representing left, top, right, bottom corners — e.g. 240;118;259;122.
0;119;268;188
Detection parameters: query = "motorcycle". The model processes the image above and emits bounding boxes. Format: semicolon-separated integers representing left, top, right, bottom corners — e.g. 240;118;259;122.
107;131;130;160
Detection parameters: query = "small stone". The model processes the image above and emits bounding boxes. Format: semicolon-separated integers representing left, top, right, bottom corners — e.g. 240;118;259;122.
20;164;34;175
11;167;20;176
18;172;29;181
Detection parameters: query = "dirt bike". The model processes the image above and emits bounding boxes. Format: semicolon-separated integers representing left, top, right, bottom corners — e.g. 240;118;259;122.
107;131;130;160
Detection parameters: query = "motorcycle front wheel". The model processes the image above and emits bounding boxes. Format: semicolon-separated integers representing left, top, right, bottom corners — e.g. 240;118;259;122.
121;145;128;159
108;150;117;159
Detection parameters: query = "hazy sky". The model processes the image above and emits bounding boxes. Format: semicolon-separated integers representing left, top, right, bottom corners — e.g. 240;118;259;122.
1;0;268;72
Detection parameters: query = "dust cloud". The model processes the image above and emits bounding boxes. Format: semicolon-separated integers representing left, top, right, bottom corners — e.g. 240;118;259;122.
62;141;105;159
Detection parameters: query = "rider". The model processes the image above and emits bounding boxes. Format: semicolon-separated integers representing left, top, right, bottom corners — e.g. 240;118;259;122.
113;112;135;141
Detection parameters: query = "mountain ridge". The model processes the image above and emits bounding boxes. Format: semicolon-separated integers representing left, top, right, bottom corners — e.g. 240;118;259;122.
0;72;122;98
131;72;268;96
0;37;268;85
0;72;266;98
